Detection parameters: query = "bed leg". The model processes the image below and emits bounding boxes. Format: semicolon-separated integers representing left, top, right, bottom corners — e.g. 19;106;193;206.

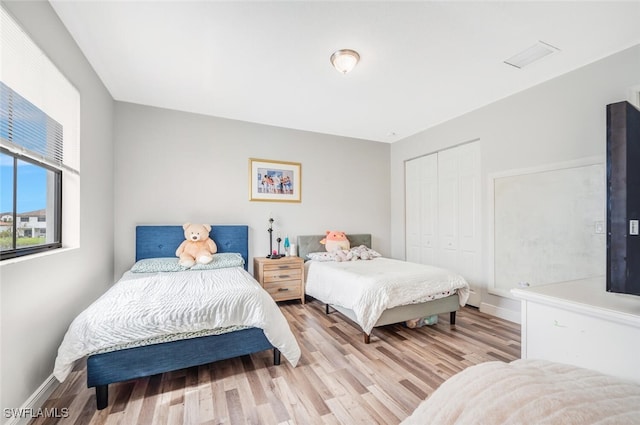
363;333;370;344
96;385;108;410
273;348;281;365
325;304;330;314
450;311;456;325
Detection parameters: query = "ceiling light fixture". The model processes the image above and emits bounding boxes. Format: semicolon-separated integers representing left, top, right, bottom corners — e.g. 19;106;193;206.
330;49;360;74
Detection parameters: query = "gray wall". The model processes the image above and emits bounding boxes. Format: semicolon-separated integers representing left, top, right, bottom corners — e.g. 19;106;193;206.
0;1;114;418
113;102;390;278
390;44;640;319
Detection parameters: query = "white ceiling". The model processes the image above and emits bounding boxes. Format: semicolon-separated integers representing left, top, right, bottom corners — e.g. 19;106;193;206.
50;1;640;143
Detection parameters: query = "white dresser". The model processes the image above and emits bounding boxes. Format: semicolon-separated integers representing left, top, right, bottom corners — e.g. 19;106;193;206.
511;276;640;383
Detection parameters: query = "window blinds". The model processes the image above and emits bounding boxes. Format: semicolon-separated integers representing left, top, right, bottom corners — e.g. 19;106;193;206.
0;82;66;171
0;6;79;174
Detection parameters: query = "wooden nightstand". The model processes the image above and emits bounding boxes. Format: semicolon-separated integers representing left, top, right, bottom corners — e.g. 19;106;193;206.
253;256;305;304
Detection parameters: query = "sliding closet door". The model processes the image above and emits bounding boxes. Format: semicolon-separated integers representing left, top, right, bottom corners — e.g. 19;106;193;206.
450;142;481;306
405;141;481;306
437;148;460;271
406;153;438;264
406;157;421;263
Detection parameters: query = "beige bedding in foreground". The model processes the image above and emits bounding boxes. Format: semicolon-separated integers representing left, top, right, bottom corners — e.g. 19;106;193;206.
401;359;640;425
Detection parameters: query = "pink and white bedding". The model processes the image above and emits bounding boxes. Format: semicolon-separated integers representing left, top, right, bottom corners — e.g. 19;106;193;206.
304;257;469;334
54;266;301;382
401;359;640;425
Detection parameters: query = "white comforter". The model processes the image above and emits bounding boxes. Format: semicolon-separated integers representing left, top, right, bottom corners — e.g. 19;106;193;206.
54;267;301;382
305;257;469;334
401;359;640;424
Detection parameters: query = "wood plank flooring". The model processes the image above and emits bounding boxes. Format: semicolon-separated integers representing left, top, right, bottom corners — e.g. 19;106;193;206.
30;300;520;425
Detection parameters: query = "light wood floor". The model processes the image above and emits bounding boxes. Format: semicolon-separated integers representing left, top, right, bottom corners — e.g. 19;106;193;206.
31;300;520;425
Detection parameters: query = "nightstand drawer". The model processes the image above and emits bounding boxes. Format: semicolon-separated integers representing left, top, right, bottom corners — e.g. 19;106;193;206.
263;280;302;300
263;262;299;271
263;268;302;283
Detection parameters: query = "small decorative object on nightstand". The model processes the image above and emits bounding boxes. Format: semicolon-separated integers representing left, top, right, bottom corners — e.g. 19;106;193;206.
266;217;283;259
254;256;305;304
283;235;290;256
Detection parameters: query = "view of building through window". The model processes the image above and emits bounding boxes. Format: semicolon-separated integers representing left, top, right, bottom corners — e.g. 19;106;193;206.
0;152;53;251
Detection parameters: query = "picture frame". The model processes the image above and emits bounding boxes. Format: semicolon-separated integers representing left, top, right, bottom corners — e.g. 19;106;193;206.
249;158;302;203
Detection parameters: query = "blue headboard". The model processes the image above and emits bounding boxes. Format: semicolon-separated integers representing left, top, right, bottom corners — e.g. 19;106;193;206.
135;225;249;271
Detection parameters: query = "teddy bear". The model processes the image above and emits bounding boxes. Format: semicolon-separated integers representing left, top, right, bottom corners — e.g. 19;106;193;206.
320;230;350;252
175;223;218;268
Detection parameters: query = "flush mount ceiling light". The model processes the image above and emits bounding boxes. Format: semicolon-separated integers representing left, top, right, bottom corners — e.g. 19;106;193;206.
504;41;559;69
330;49;360;74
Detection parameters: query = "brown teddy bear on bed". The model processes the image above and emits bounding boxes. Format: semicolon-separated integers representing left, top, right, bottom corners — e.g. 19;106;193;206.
175;223;218;268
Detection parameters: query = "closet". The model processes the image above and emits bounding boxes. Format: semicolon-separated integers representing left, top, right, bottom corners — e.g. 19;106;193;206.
405;141;481;306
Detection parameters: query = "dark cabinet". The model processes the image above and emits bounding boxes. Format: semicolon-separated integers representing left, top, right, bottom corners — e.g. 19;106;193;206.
607;101;640;295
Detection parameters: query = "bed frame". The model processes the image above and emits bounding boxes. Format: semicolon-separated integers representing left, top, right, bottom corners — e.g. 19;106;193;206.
297;234;459;344
87;225;280;410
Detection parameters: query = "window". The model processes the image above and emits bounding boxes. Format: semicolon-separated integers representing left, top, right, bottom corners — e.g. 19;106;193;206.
1;7;80;260
0;83;64;258
1;148;62;258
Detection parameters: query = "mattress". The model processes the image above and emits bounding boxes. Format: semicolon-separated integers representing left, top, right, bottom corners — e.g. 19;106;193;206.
89;325;248;355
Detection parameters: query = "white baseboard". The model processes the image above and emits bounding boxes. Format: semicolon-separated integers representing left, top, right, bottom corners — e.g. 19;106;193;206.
4;375;59;425
480;302;521;324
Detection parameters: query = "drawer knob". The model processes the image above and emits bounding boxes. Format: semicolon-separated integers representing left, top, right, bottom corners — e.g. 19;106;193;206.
278;275;290;279
277;288;289;292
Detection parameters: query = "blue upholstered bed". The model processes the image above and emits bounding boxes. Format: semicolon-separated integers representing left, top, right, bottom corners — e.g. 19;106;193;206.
86;225;280;410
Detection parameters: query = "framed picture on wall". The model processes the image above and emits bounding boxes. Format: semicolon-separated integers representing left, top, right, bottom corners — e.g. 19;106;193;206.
249;158;301;202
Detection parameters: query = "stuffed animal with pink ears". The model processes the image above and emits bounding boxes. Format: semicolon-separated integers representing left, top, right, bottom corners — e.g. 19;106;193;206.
320;230;350;252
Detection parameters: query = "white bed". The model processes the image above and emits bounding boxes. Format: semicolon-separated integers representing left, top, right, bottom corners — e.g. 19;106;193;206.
298;234;469;343
401;359;640;425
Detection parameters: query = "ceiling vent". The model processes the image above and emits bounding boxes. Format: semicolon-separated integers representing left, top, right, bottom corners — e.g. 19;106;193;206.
504;41;559;69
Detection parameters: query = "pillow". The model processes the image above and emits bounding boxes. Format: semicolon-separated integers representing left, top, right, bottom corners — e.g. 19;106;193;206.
131;253;245;273
190;253;245;270
306;246;382;262
306;252;337;262
130;257;187;273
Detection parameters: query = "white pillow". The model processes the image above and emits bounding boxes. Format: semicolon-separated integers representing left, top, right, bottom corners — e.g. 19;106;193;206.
306;252;336;262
